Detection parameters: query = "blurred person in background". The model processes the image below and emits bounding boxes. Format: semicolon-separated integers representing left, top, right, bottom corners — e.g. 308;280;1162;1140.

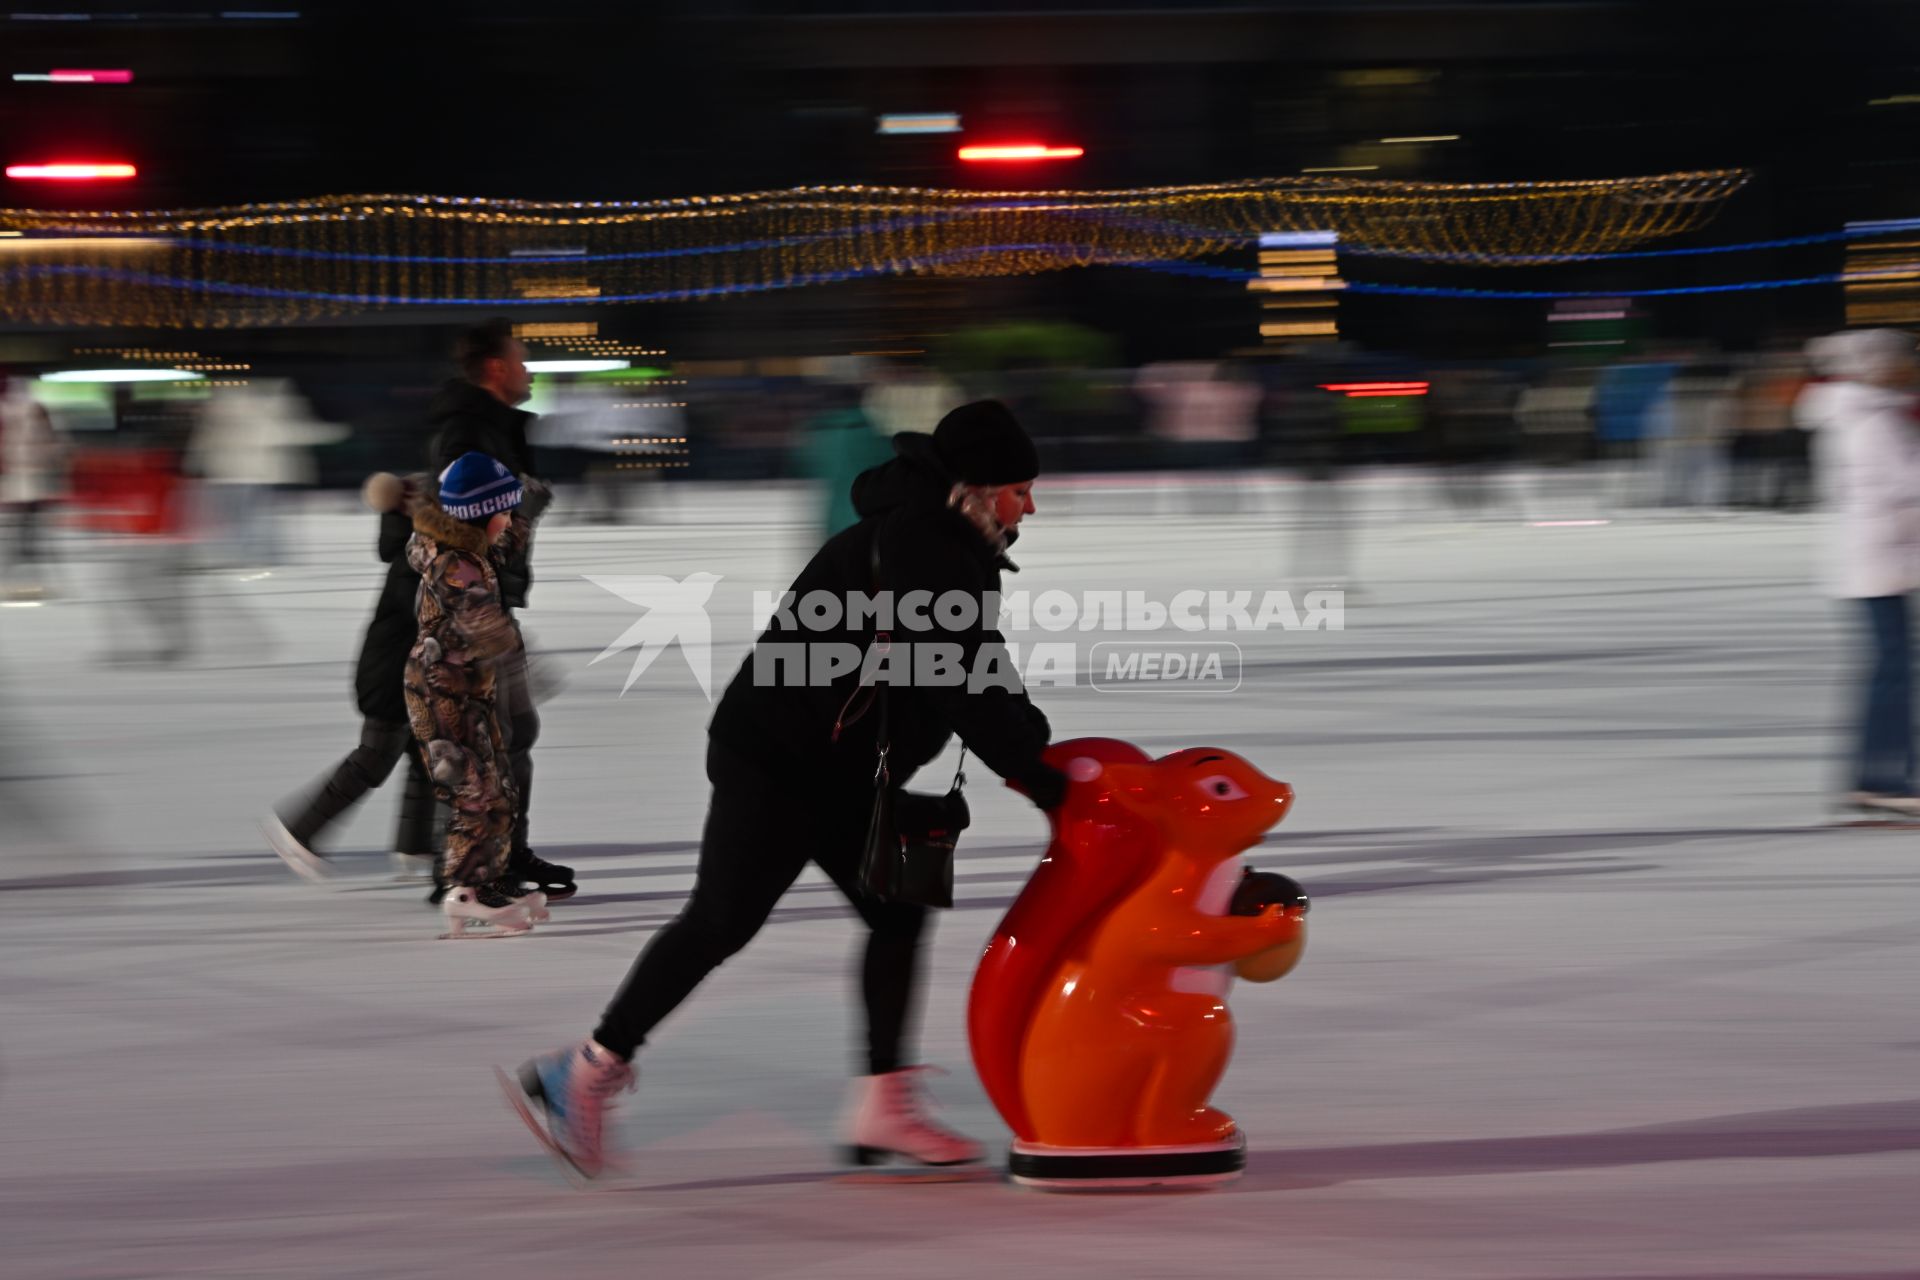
262;471;440;884
1270;360;1356;589
799;369;892;538
0;381;81;860
1;372;67;602
1729;348;1814;511
1801;329;1920;818
1134;359;1263;512
1429;367;1519;517
502;401;1066;1179
427;320;573;902
69;445;196;665
1592;353;1676;511
1515;363;1598;520
862;358;962;439
1650;349;1736;510
533;379;663;526
187;378;344;576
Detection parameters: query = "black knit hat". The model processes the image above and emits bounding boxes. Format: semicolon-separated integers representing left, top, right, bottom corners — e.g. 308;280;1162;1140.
931;400;1039;486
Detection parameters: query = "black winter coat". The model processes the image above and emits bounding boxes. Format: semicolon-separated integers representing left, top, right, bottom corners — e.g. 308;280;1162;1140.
427;378;540;608
709;434;1062;803
353;507;421;723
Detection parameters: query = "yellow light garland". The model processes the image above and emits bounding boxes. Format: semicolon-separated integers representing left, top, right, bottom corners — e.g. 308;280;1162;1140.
0;172;1749;328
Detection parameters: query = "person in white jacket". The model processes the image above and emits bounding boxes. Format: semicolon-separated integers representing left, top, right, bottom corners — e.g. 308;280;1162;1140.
1801;329;1920;816
1;376;66;600
185;379;344;573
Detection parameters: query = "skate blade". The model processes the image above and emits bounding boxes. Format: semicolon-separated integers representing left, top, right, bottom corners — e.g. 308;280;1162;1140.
494;1067;598;1188
833;1166;998;1186
1830;818;1920;829
439;922;533;939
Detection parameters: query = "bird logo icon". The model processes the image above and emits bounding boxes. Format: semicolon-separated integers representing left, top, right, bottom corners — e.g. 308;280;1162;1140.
584;572;723;700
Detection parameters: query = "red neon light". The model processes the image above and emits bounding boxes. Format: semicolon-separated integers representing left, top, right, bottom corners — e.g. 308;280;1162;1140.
958;144;1085;162
5;162;137;180
50;69;134;84
1320;381;1430;393
1345;388;1429;398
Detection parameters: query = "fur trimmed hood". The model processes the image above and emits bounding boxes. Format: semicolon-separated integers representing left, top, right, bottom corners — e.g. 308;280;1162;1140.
410;497;491;557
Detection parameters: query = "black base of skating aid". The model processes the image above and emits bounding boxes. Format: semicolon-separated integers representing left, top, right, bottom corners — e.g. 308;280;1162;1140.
1007;1132;1247;1190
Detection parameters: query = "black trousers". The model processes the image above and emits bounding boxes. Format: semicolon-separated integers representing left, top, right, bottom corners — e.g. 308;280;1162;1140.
593;739;930;1077
495;647;538;861
280;715;437;855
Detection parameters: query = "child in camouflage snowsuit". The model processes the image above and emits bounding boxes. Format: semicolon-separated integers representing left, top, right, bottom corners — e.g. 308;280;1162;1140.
403;453;535;895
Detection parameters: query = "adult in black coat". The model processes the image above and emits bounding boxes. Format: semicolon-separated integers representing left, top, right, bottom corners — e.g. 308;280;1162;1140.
505;401;1069;1179
264;473;436;881
422;320;572;897
707;416;1061;798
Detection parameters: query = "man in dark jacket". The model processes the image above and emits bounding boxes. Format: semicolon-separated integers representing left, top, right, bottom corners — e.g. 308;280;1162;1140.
428;319;538;605
426;320;573;899
264;473;437;881
504;400;1068;1180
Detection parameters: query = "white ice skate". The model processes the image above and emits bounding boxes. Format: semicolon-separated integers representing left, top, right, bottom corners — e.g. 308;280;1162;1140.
439;885;534;939
497;882;551;923
498;1040;636;1181
263;815;331;885
841;1066;985;1168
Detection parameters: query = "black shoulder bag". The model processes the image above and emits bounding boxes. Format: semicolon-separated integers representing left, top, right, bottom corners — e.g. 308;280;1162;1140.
842;530;969;908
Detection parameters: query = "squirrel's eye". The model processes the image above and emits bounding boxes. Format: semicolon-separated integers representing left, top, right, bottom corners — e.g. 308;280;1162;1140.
1198;775;1247;801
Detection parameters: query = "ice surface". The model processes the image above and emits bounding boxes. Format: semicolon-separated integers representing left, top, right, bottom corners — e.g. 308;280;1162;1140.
3;474;1915;1279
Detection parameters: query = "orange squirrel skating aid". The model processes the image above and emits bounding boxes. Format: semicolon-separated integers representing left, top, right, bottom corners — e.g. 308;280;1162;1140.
970;739;1306;1178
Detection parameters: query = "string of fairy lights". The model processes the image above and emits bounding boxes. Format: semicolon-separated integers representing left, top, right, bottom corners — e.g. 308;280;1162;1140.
0;172;1749;327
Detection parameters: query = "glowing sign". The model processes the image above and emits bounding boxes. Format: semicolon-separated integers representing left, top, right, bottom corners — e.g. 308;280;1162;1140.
880;113;961;135
13;69;132;83
6;162;136;180
958;144;1084;162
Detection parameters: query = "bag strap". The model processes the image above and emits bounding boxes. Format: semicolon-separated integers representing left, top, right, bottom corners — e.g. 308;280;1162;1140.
849;521;966;793
870;528;891;785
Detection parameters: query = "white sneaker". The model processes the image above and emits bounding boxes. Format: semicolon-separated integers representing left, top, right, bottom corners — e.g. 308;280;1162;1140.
263;815;330;885
1844;791;1920;818
842;1067;984;1167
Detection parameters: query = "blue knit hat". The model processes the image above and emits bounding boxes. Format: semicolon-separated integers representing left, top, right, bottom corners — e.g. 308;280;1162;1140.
438;452;523;524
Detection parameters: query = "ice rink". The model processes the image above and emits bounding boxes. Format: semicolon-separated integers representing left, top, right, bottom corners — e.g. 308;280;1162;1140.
4;473;1917;1279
